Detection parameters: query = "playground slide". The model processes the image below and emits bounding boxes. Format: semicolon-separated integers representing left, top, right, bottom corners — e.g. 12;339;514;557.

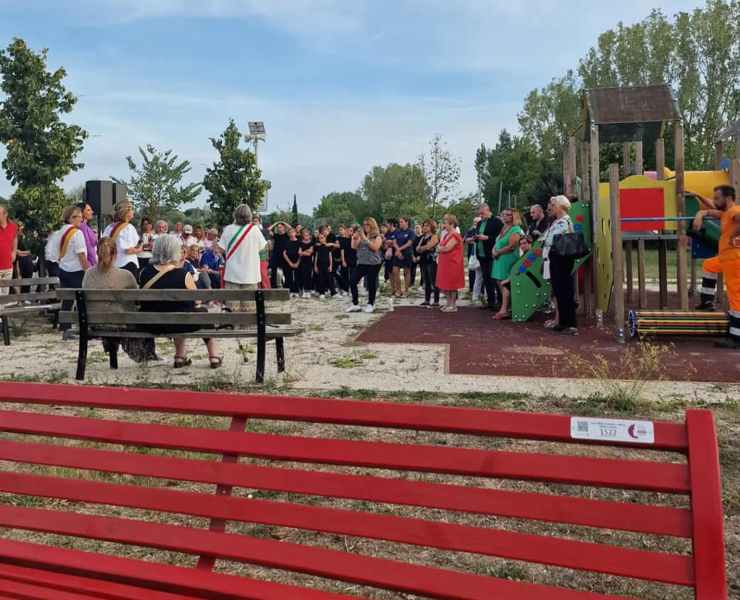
510;202;592;322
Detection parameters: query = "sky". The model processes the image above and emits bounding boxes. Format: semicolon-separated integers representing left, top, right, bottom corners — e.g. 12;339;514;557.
0;0;703;212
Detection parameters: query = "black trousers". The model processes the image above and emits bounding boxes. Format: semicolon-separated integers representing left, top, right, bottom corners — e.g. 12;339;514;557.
298;260;313;292
15;256;35;292
478;257;499;307
422;260;440;304
315;265;332;294
58;269;85;330
284;266;299;293
550;254;577;328
351;264;381;306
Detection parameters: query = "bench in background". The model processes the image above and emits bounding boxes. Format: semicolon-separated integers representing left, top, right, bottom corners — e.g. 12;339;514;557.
0;277;60;346
56;288;302;382
0;382;728;599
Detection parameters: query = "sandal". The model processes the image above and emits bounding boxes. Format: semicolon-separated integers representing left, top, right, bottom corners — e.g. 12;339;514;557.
173;356;192;369
209;356;223;370
544;319;557;329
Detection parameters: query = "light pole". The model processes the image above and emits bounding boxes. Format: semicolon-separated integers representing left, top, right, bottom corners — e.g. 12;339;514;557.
246;121;267;212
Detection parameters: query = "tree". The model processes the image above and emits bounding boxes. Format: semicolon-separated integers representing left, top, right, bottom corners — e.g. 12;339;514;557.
291;194;299;227
361;163;428;222
113;145;201;222
313;191;366;227
0;38;87;247
267;209;313;230
203;119;270;228
418;135;461;219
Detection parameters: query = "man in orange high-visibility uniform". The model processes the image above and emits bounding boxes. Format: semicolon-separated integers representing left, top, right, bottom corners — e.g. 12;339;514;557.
693;185;740;349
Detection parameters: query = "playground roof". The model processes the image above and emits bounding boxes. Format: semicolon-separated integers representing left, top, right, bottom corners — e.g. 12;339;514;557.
583;85;680;144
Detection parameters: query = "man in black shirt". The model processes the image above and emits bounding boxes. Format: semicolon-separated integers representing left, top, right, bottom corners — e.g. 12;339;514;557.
527;204;549;242
473;203;502;309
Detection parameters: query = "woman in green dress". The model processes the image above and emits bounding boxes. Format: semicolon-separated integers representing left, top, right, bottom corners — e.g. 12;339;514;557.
491;209;524;319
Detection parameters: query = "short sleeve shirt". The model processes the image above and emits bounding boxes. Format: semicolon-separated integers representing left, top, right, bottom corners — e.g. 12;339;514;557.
58;226;87;272
0;221;18;270
217;223;267;285
394;228;416;257
720;204;740;253
103;223;140;269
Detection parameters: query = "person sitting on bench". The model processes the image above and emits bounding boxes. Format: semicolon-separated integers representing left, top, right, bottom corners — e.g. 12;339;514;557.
139;235;222;369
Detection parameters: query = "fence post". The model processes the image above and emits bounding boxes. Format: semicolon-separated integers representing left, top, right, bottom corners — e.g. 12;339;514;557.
609;163;625;343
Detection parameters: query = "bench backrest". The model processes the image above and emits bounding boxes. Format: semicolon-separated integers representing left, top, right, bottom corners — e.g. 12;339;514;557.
0;277;60;306
0;383;727;600
56;288;291;328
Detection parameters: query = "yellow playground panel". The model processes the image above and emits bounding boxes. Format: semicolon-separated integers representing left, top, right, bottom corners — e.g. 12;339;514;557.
594;170;729;314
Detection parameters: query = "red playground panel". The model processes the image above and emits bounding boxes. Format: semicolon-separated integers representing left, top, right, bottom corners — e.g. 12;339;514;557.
620;187;665;231
0;383;728;599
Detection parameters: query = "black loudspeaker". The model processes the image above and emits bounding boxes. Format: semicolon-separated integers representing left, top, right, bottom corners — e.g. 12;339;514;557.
112;183;128;208
85;180;113;217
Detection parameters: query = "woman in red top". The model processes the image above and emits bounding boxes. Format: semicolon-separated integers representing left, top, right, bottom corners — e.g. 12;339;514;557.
435;214;465;312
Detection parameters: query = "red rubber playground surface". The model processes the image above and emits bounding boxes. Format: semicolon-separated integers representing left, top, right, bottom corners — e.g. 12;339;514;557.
356;306;738;383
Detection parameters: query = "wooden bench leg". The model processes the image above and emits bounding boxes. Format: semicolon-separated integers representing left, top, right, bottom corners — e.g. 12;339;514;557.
255;290;266;384
1;316;9;346
109;342;119;370
76;333;88;381
275;338;285;373
256;337;266;384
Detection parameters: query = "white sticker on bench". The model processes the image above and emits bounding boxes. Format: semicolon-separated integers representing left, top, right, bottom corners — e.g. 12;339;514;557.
570;417;655;444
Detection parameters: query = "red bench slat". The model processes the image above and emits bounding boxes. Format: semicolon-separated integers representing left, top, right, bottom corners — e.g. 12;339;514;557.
686;410;728;599
0;382;689;451
0;470;695;584
0;538;352;600
0;577;106;600
0;438;692;538
0;409;691;492
0;505;637;600
0;563;193;600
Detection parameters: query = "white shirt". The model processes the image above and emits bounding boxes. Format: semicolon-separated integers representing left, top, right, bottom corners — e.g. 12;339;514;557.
217;223;267;285
57;226;87;272
103;222;139;269
45;229;62;262
139;232;155;259
181;235;198;248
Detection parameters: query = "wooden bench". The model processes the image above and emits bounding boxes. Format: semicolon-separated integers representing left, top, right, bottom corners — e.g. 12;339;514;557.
55;288;302;383
0;277;61;345
0;382;728;599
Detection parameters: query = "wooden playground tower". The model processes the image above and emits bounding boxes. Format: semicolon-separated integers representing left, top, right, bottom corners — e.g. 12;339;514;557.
564;84;740;342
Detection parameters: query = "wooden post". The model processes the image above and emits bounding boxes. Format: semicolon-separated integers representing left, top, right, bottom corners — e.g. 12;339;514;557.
624;241;633;303
675;121;689;310
656;139;665;179
590;125;601;319
634;141;644;175
690;255;697;299
622;143;632;178
580;142;591;203
609;163;625;343
658;241;668;308
568;136;577;197
637;239;647;308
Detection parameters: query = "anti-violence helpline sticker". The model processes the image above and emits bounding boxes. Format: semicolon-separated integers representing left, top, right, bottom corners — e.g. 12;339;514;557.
570;417;655;444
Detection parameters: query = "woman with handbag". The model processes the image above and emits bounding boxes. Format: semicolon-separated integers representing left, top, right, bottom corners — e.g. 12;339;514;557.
542;195;578;335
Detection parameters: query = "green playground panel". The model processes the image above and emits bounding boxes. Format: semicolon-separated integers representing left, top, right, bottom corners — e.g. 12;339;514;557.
511;202;592;323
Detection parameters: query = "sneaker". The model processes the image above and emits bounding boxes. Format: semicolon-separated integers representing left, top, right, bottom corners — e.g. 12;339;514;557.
302;292;310;299
319;294;326;299
419;301;429;307
695;300;715;311
346;305;362;313
363;304;375;313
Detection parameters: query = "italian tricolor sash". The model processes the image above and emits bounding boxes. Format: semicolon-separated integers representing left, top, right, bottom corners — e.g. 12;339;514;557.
109;221;127;241
59;226;79;258
226;224;254;262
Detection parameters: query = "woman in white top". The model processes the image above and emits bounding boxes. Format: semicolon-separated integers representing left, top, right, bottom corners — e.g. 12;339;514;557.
138;217;155;270
55;205;89;332
216;204;267;312
102;200;142;280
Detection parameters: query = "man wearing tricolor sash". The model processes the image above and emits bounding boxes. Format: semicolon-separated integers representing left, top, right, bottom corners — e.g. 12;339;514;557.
216;204;267;312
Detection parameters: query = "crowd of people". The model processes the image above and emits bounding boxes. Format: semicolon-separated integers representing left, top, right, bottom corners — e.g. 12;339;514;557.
0;192;583;369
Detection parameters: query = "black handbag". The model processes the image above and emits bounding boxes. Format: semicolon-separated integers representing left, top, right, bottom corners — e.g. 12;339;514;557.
551;232;589;259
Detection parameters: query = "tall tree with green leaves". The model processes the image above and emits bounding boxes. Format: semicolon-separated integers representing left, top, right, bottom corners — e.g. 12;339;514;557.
291;194;299;226
0;38;87;245
203;119;270;227
313;191;365;227
417;135;461;219
113;145;201;221
361;163;428;222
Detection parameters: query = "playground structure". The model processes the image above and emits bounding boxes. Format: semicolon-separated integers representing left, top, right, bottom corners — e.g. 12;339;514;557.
559;85;739;341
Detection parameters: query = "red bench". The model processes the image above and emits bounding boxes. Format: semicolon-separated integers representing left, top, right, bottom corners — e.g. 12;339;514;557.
0;382;727;599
